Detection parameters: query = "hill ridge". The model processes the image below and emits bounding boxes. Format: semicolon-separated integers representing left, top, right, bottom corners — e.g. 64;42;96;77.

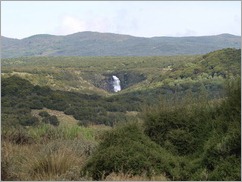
1;32;241;58
2;32;239;40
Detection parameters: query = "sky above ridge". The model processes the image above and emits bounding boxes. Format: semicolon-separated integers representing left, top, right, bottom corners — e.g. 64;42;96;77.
1;1;241;39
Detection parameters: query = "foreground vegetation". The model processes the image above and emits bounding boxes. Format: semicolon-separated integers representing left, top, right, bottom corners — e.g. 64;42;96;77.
83;78;240;181
2;77;240;180
1;48;241;180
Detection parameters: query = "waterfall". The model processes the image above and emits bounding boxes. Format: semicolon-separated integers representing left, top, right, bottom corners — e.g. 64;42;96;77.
112;75;121;92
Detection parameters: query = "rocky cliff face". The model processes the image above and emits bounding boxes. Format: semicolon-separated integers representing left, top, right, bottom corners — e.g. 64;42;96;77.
84;71;146;93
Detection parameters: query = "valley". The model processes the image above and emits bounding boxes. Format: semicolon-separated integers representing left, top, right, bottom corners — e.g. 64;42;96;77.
1;48;241;181
2;0;241;180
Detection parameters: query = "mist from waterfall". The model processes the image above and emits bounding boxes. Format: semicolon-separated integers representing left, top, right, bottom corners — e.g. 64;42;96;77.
112;75;121;92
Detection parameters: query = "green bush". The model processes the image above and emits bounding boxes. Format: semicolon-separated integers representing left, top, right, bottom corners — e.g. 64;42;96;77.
39;111;50;118
20;116;40;126
220;77;241;122
143;104;208;156
82;122;174;180
143;77;241;180
42;116;59;126
208;156;241;181
29;99;43;109
165;128;194;155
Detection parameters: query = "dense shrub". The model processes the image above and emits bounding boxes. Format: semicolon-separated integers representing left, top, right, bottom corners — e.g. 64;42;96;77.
64;107;76;116
199;78;241;180
143;102;211;156
82;122;174;180
20;116;40;126
82;78;241;180
39;111;50;118
42;116;59;126
29;100;43;109
143;77;241;180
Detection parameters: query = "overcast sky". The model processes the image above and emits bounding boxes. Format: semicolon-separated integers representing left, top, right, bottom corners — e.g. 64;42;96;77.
1;1;241;39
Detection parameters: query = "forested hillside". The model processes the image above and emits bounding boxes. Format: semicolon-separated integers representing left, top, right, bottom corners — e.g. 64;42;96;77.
2;32;240;58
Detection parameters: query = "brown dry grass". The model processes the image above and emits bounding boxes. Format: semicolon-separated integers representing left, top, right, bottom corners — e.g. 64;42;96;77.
21;147;84;180
1;141;41;180
2;139;89;181
105;172;168;181
2;135;167;181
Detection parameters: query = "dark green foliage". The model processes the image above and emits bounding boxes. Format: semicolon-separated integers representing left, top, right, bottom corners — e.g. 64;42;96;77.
82;122;175;180
42;115;59;126
143;77;241;180
39;111;50;118
165;129;194;155
29;99;44;109
208;156;240;181
197;77;241;181
2;75;34;97
1;76;137;127
220;78;241;121
20;116;40;126
143;101;212;156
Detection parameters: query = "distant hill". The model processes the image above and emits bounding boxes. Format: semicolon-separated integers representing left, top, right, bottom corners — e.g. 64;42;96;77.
1;32;241;58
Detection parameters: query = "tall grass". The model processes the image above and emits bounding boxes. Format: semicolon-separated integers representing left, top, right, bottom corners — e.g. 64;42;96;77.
104;171;167;181
22;146;81;180
27;123;97;142
2;138;94;180
1;121;99;180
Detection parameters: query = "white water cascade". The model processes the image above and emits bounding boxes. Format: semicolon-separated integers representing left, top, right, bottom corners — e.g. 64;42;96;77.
112;75;121;92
